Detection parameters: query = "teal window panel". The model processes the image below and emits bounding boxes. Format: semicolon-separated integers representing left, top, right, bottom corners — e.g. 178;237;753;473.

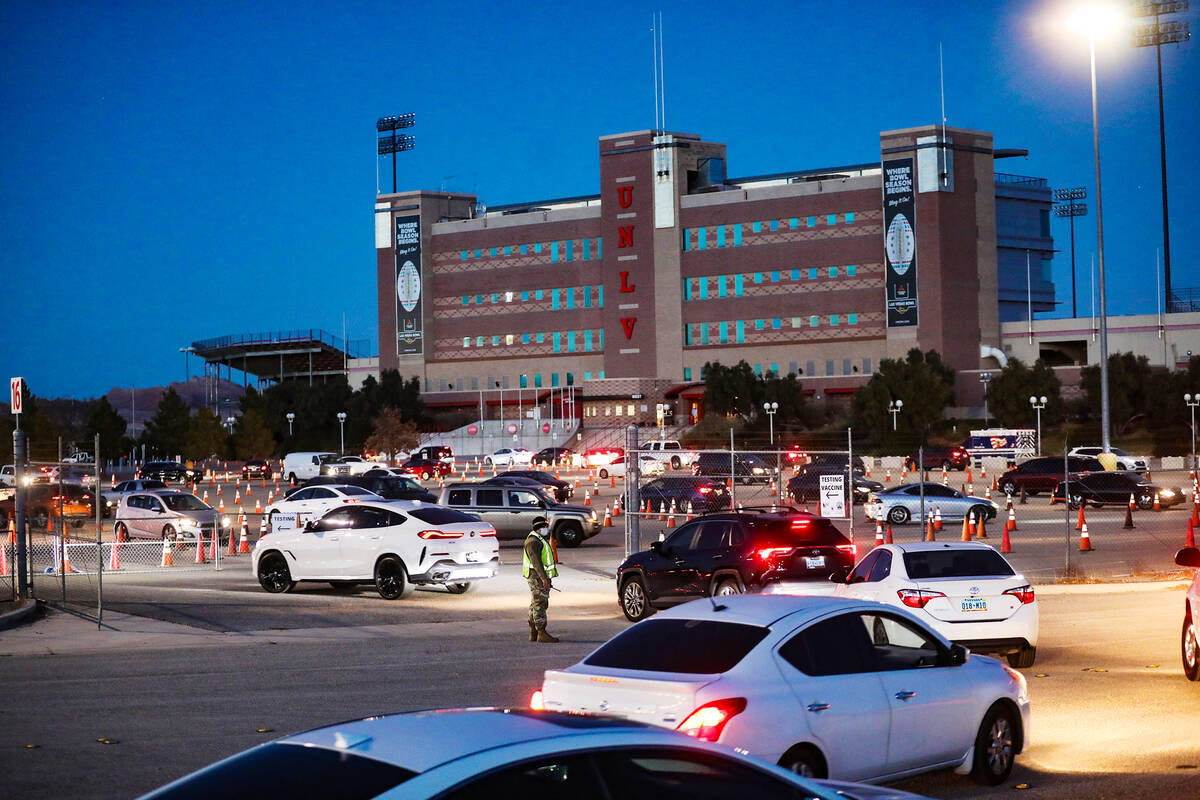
462;337;470;348
755;319;764;331
848;313;858;325
567;331;576;352
701;324;709;345
491;335;500;345
566;289;575;310
490;247;497;257
717;225;726;247
769;219;779;231
491;293;498;303
599;371;605;379
699;277;709;299
583;286;592;308
520;244;528;255
553;332;561;353
682;228;690;251
476;336;484;346
752;221;762;232
733;225;743;246
753;272;763;283
534;374;543;388
521;290;529;301
806;216;816;227
718;275;727;298
534;243;542;254
537;333;545;343
847;264;857;276
599;329;604;350
771;270;780;282
504;246;512;256
683;367;692;381
827;214;837;226
582;238;590;260
808;268;818;280
830;314;840;326
476;294;483;304
583;372;591;380
566;240;574;261
809;316;819;327
770;363;779;375
551;373;559;387
683;279;692;301
791;269;800;281
598;285;604;307
684;325;693;345
772;318;781;329
719;322;729;343
697;227;706;250
789;217;799;229
461;250;468;261
566;372;574;385
735;321;745;343
535;289;544;300
475;249;482;258
846;212;855;223
519;374;528;388
551;242;559;262
462;296;469;306
552;290;560;310
753;363;763;377
829;266;838;277
522;333;530;344
597;237;602;259
584;330;593;351
735;274;744;296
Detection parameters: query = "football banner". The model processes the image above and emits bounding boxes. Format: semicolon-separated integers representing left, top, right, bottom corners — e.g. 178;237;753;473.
395;215;423;356
883;158;918;327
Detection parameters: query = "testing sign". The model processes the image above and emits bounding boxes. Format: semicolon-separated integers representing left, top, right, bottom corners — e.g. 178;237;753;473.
819;473;847;519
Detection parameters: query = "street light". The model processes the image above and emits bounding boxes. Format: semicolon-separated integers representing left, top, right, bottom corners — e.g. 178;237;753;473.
225;416;236;435
1185;393;1199;469
337;412;347;455
656;403;668;438
1029;395;1048;456
286;412;295;436
888;399;904;432
763;402;779;443
979;372;994;426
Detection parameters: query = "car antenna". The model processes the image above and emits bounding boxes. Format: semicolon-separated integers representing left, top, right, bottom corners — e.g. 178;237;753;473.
709;595;727;612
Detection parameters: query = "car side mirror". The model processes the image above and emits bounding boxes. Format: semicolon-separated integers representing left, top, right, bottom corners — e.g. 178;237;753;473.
650;540;664;555
303;520;317;532
1176;547;1200;568
828;566;852;584
948;643;969;666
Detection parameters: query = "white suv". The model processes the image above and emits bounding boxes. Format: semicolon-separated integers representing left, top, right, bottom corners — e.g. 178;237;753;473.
1067;446;1148;473
252;500;499;598
265;484;381;531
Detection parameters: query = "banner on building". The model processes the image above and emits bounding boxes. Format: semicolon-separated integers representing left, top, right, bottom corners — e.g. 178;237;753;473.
883;158;918;327
394;215;423;355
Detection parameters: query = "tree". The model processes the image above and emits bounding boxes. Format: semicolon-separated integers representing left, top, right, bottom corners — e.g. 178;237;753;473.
234;409;276;459
184;408;227;460
850;349;955;445
83;396;129;457
986;359;1063;429
142;387;191;458
1079;353;1154;435
364;408;420;461
703;361;759;420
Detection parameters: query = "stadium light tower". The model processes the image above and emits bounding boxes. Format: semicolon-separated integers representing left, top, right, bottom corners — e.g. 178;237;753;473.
1053;187;1088;318
377;113;415;194
1131;1;1189;311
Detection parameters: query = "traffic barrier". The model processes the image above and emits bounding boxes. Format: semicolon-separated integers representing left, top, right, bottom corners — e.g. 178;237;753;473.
1000;520;1012;554
160;538;173;567
1076;505;1086;531
1124;494;1136;530
1079;522;1093;551
239;519;251;553
961;512;974;542
933;506;943;531
109;541;121;570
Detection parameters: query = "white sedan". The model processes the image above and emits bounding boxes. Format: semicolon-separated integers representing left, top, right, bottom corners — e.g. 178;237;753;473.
252;500;499;598
598;454;665;479
139;707;926;800
540;594;1029;786
833;542;1039;668
264;483;381;531
485;448;533;467
335;455;377;475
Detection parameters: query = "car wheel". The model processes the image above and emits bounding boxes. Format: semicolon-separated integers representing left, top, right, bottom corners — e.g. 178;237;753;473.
445;582;472;594
599;468;609;479
740;475;752;486
328;580;357;591
779;745;827;779
970;703;1018;785
887;506;910;525
554;523;584;548
970;504;992;522
420;470;431;480
670;456;681;470
713;577;741;597
484;457;492;466
162;524;176;540
374;556;410;600
257;552;295;594
1007;646;1037;669
1183;615;1199;681
1137;492;1155;511
114;522;128;541
1068;493;1085;510
620;576;652;622
1000;481;1015;497
287;473;298;485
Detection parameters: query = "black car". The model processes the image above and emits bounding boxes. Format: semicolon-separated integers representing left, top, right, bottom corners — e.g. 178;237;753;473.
302;474;437;503
241;459;271;480
0;483;96;528
496;470;572;502
692;452;774;484
997;456;1104;496
805;453;867;475
1051;471;1184;510
616;509;858;621
786;467;884;505
904;445;970;472
638;476;731;514
138;461;199;483
531;447;574;466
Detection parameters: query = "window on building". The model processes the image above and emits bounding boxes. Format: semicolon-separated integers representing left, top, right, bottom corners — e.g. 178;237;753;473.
1040;209;1051;237
597;238;602;259
791;316;802;328
584;286;592;308
733;225;742;246
754;319;764;331
597;285;604;307
863;358;872;374
683;367;692;381
718;275;727;298
534;243;542;254
826;360;834;375
552;289;560;310
462;295;469;306
699;277;709;299
769;219;779;231
520;244;528;255
553;332;561;353
753;363;763;377
769;363;778;376
827;214;837;226
462;337;470;348
683;278;693;301
847;264;857;276
808;268;818;280
719;321;729;344
583;371;591;380
701;324;709;345
772;318;781;329
505;334;514;345
684;325;693;345
566;239;574;261
753;272;762;283
491;293;499;304
843;359;852;375
806;216;816;227
522;333;530;344
829;266;838;278
504;246;512;256
846;212;855;223
698;227;707;250
627;404;635;416
735;274;744;296
848;313;858;325
582;238;590;260
831;314;840;326
771;270;780;282
476;336;484;346
534;374;543;388
791;269;800;281
461;250;468;261
567;331;576;352
736;320;745;343
752;221;762;233
789;361;798;375
492;335;500;346
551;242;559;262
566;372;574;385
535;289;544;300
806;361;815;377
489;247;497;257
789;217;799;229
537;332;545;343
519;374;528;388
717;226;726;247
810;316;819;327
682;228;690;251
566;289;575;310
584;330;593;351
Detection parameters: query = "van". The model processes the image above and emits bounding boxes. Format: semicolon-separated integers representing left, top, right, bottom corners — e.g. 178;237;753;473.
283;452;342;484
411;445;454;464
436;482;601;547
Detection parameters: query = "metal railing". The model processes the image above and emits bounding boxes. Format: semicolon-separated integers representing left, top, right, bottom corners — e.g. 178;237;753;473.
995;173;1049;187
192;329;373;359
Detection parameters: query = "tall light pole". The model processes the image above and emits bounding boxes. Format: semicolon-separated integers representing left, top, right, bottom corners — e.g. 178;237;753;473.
1053;188;1088;318
1131;1;1190;311
1029;395;1048;456
376;114;415;195
1185;393;1199;469
763;402;779;443
286;412;295;436
336;412;347;455
979;372;993;427
888;399;904;432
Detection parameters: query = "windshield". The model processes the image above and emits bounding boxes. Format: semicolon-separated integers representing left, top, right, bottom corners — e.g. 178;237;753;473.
585;618;768;674
338;486;377;497
161;494;210;512
316;454;339;464
904;549;1016;579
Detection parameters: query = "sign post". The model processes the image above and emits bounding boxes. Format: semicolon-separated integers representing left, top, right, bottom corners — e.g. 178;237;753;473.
10;377;27;598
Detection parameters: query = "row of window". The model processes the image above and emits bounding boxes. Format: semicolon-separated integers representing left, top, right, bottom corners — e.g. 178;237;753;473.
684;314;860;345
681;213;857;251
459;238;603;264
682;266;860;300
458;285;604;309
461;329;605;353
680;358;873;382
429;372;605;392
584;404;641;418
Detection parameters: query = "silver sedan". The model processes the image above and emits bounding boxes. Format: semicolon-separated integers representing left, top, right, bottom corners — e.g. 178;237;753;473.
868;482;998;525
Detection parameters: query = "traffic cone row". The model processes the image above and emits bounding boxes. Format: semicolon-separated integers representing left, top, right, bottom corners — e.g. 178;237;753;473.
961;512;974;542
239;519;251;553
1079;522;1093;551
1187;517;1196;549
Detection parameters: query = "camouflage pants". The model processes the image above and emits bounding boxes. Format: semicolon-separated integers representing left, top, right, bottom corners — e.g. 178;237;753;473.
527;575;550;629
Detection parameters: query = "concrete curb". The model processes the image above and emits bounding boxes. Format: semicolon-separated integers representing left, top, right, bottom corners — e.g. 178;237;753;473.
1034;579;1191;595
0;599;43;631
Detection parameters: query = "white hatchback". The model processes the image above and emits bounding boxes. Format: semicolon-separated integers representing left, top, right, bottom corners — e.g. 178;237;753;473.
833;542;1039;668
485;448;534;467
265;484;381;531
252;500;499;599
598;454;665;479
540;594;1030;786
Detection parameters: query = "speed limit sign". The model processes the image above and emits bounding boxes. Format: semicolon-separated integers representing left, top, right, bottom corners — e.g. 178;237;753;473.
10;377;22;415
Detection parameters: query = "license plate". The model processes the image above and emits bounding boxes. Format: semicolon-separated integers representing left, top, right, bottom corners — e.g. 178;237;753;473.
451;567;493;580
804;556;826;568
961;598;987;612
465;551;482;562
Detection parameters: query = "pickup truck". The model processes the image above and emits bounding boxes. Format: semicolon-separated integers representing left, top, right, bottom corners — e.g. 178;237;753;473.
640;440;697;470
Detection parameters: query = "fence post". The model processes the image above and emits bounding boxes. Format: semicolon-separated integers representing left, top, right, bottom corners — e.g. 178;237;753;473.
625;424;640;559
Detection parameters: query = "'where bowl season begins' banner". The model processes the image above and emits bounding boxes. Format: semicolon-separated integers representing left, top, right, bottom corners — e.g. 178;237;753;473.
395;215;423;355
883;158;917;328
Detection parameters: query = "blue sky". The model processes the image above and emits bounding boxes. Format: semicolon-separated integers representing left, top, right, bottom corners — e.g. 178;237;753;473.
2;0;1196;399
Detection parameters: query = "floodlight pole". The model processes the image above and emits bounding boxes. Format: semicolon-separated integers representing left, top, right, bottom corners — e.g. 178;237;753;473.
1088;28;1112;453
1053;189;1087;318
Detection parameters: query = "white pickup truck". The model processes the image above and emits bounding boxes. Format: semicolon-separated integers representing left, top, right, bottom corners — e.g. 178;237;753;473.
640;439;697;470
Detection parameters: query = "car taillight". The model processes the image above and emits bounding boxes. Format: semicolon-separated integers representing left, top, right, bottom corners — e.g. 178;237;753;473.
1003;584;1036;604
476;528;497;538
836;544;857;558
697;486;712;495
417;530;463;539
677;698;747;742
756;546;791;561
529;690;544;710
897;589;947;608
790;519;810;528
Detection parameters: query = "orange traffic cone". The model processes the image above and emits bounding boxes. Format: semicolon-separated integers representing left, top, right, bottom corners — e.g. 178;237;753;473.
254;498;262;515
874;521;884;548
603;505;612;527
0;539;8;576
234;489;240;504
976;513;987;539
610;474;616;489
110;473;116;489
7;518;15;545
1153;492;1162;512
1079;521;1093;551
901;467;907;480
925;518;936;542
583;489;591;506
109;541;121;570
613;496;621;517
227;519;239;555
1076;504;1086;531
1000;520;1012;554
1191;500;1198;527
246;483;252;496
195;534;207;563
967;468;974;485
967;481;974;497
216;484;222;496
981;465;988;480
60;537;74;573
1007;506;1017;533
203;490;209;504
1187;517;1196;548
239;519;251;553
160;537;173;567
769;479;777;497
666;499;677;528
961;512;974;541
933;507;943;531
886;524;894;544
885;469;892;483
1124;494;1136;530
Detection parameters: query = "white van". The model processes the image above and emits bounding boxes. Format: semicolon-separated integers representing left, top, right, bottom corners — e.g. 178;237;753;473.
283;452;342;483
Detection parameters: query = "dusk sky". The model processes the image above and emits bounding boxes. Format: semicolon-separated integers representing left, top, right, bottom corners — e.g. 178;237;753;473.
2;0;1196;400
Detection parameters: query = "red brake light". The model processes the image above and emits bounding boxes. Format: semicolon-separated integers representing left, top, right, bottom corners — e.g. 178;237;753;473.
477;528;497;538
1003;584;1036;604
790;519;811;528
897;589;947;608
836;543;857;557
529;690;544;710
697;486;713;495
756;546;791;561
417;530;464;539
677;698;747;742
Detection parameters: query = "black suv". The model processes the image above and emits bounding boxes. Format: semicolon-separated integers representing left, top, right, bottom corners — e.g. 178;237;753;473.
805;453;867;475
532;447;573;466
616;509;857;621
787;466;883;505
997;456;1104;496
138;461;200;482
241;459;271;480
692;452;774;484
302;474;437;503
495;470;572;502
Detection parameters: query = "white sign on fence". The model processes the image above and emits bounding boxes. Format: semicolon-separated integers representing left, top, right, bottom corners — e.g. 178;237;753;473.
819;473;847;519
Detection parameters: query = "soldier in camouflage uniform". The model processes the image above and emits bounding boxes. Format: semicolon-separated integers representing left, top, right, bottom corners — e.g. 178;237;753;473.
523;516;559;643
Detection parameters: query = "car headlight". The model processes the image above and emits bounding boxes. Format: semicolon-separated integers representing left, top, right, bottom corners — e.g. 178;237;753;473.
1159;489;1175;498
179;517;197;528
590;510;597;520
752;467;765;474
221;515;232;527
